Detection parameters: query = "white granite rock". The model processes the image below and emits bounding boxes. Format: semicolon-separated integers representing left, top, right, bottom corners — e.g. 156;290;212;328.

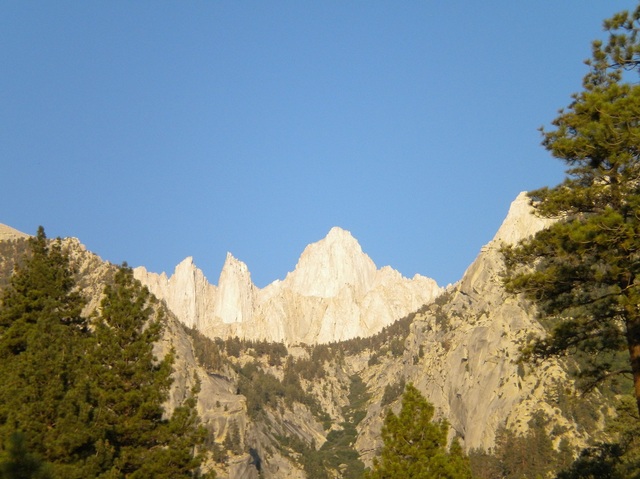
135;227;443;344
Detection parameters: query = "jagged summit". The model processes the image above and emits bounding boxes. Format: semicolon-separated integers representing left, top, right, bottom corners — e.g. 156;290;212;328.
286;227;376;298
134;226;442;344
214;252;255;324
325;225;358;242
490;192;556;247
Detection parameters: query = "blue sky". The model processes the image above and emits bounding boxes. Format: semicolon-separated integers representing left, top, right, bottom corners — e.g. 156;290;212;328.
1;2;634;287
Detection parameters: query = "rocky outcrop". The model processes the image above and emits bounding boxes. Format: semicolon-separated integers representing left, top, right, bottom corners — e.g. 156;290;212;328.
134;257;217;330
286;227;376;298
354;192;597;458
135;227;443;344
489;191;556;246
214;253;256;325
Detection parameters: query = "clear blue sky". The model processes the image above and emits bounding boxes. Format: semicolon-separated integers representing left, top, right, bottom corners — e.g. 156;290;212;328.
1;2;634;287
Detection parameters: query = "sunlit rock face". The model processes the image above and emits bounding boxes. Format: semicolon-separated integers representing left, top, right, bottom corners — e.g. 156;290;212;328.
490;191;556;247
213;253;256;325
356;192;583;457
286;226;377;298
134;227;443;344
135;257;216;330
0;223;30;241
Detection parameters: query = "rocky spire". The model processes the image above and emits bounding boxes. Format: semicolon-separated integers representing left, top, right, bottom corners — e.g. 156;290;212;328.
285;227;377;298
490;192;556;247
213;253;255;324
134;227;442;344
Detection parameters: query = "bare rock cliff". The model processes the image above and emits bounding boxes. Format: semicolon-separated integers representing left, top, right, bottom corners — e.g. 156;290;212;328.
355;192;597;458
134;227;443;344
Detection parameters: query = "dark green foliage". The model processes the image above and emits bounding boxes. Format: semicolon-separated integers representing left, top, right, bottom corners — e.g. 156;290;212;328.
0;229;206;478
187;329;333;433
347;374;369;413
0;432;52;479
87;266;206;478
380;378;405;407
340;305;428;356
502;3;640;416
290;355;326;381
367;352;380;366
234;358;328;423
500;412;556;479
223;420;243;456
0;228;94;477
389;337;404;357
186;326;226;372
223;336;242;358
291;375;368;479
0;238;29;293
470;412;572;479
365;383;472;479
556;444;625;479
546;381;601;435
187;329;289;372
237;360;285;418
556;394;640;479
325;375;369;478
468;449;501;479
316;424;364;479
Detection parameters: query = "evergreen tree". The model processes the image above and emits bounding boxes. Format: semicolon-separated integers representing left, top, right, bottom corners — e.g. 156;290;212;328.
502;3;640;416
89;266;206;478
0;432;52;479
0;231;208;478
223;420;242;456
556;395;640;479
490;414;558;479
0;227;96;477
365;383;472;479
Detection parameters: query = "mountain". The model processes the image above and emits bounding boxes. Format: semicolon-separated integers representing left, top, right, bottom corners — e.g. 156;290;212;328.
0;193;612;478
134;226;443;344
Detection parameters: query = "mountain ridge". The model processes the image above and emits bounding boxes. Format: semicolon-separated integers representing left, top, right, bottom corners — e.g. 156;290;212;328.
0;192;613;478
134;226;443;344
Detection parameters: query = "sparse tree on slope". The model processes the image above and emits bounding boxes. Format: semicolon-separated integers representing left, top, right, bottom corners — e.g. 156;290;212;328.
502;3;640;416
365;383;472;479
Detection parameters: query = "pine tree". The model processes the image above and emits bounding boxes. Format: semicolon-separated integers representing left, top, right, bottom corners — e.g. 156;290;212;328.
502;2;640;416
0;231;209;478
0;227;96;477
88;266;206;478
365;383;472;479
0;432;52;479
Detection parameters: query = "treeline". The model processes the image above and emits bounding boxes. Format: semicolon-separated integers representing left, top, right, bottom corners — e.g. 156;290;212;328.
185;328;288;371
340;307;422;356
0;228;209;478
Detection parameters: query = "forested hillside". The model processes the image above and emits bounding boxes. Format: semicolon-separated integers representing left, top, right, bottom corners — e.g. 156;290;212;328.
0;230;210;478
